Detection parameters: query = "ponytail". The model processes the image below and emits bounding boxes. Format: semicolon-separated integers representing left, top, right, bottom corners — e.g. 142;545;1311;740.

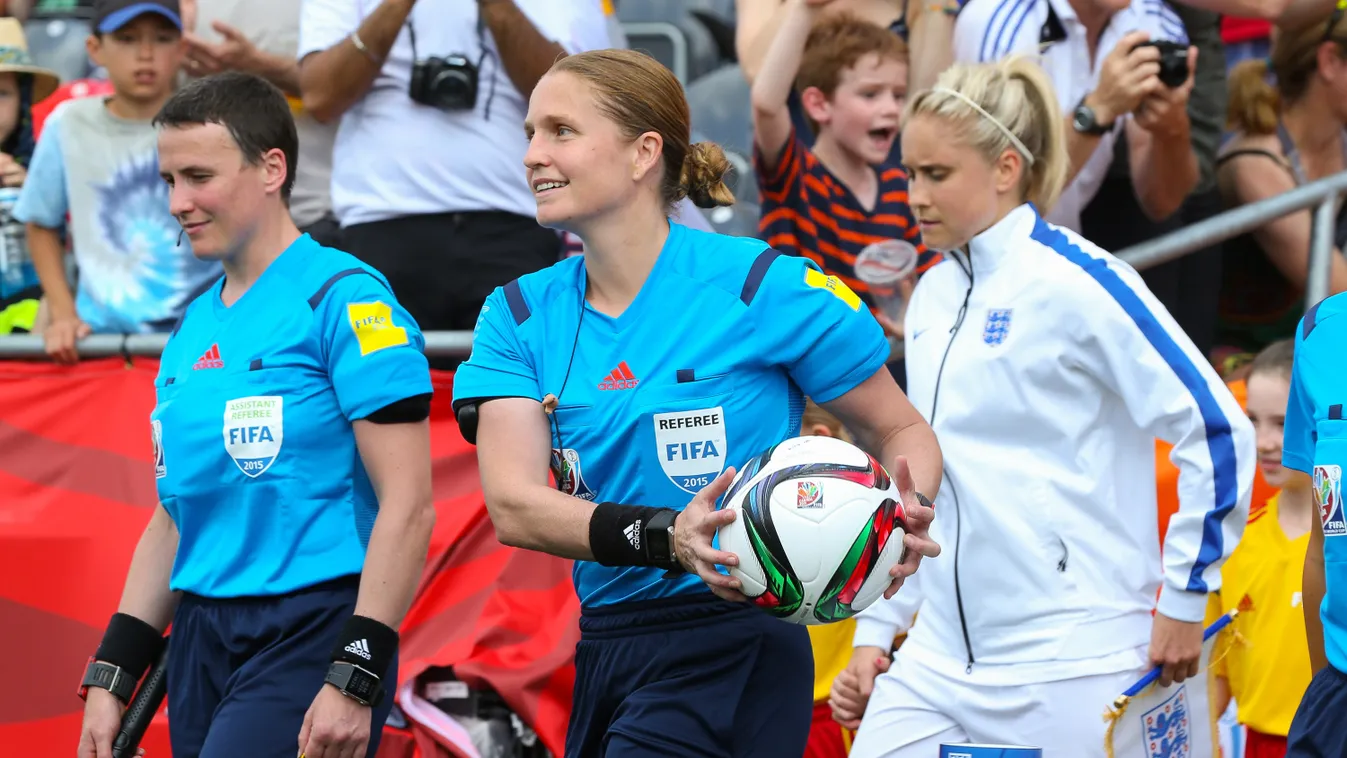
1227;59;1279;135
1003;57;1068;213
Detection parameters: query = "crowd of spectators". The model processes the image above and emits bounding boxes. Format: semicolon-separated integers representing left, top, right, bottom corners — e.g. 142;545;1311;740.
0;0;1335;375
1;0;1346;752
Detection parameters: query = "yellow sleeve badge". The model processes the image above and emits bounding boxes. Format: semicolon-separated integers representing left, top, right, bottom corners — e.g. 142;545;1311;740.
347;302;409;356
803;267;862;311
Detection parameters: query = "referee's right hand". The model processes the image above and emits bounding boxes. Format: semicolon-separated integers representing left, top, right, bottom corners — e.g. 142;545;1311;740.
672;467;749;602
77;687;145;757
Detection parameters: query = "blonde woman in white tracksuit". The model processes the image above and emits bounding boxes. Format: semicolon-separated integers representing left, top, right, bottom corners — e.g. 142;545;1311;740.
829;55;1256;757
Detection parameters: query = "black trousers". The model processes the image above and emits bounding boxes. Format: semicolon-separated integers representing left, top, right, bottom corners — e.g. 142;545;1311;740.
341;211;562;367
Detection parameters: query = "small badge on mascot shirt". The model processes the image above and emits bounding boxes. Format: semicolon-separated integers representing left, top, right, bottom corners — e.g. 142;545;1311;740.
347;302;409;356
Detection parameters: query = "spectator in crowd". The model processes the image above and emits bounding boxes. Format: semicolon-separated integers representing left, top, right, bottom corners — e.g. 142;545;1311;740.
1225;11;1276;68
751;4;936;349
0;18;56;335
953;0;1199;235
899;0;963;94
296;0;608;353
737;0;913;165
1212;0;1347;67
1077;3;1226;361
176;0;339;248
1214;12;1347;361
1206;339;1312;758
17;0;221;364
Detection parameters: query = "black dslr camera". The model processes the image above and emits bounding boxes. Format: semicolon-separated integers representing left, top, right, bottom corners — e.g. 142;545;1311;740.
409;53;479;111
1133;40;1190;88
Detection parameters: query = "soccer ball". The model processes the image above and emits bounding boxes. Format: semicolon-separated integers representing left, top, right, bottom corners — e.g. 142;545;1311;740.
715;436;908;625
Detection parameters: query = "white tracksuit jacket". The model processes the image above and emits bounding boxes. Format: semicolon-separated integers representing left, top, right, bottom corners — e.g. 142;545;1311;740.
856;204;1256;675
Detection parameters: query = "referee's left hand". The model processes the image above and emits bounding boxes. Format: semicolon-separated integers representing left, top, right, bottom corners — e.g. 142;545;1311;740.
884;455;940;600
298;684;371;758
673;466;750;603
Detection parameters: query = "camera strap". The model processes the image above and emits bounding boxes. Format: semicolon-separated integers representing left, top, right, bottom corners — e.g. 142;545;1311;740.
474;6;500;120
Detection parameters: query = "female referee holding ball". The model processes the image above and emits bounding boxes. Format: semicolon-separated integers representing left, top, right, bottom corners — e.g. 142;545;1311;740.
451;48;942;758
75;72;435;758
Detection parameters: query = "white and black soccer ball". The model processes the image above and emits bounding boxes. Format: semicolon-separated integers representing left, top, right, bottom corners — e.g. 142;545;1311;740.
715;436;909;625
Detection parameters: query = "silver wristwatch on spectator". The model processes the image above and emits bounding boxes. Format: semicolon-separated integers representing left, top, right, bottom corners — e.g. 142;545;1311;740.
1072;96;1112;136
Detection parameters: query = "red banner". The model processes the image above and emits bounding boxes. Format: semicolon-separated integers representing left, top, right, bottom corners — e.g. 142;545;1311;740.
0;358;579;757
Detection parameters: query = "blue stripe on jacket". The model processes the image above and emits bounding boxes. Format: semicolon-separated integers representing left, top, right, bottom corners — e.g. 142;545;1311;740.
1030;216;1238;592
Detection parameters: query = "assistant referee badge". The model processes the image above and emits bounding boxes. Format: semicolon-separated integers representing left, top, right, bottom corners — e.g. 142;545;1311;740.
803;268;862;311
347;302;410;356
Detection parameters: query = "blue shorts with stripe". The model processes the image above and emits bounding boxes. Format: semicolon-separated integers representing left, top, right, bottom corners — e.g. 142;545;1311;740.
565;593;814;758
165;575;397;758
1287;665;1347;757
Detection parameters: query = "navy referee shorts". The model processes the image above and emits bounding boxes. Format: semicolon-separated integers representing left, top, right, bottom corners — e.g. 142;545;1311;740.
1287;664;1347;757
565;593;814;758
165;575;398;758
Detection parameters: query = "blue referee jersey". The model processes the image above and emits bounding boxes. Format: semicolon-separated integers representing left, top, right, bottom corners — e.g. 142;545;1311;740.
452;223;890;608
1286;293;1347;673
151;234;433;598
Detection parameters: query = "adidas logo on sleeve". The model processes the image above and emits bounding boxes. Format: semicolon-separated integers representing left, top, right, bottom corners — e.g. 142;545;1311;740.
344;639;372;660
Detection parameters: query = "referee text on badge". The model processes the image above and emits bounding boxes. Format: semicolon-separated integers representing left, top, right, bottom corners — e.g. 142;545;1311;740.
654;406;727;495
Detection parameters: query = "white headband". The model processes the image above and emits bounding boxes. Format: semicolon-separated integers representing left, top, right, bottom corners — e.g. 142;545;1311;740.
931;87;1035;167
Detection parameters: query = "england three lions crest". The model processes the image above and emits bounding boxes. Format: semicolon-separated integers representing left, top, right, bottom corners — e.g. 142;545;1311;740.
1141;687;1191;758
983;309;1012;346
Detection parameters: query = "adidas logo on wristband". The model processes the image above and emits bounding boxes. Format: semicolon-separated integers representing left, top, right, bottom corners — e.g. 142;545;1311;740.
344;639;372;660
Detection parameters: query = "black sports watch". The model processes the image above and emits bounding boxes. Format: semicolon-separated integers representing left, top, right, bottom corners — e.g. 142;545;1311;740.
79;660;137;704
645;508;685;575
1072;97;1113;136
325;661;385;708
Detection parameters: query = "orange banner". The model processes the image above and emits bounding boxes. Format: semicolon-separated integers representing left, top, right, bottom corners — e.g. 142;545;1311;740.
0;358;579;757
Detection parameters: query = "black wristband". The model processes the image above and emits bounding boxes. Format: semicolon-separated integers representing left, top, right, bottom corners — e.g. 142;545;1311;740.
94;613;165;681
589;502;680;569
331;615;398;680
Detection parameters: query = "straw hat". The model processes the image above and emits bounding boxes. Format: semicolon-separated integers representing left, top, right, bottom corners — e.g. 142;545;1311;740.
0;19;60;103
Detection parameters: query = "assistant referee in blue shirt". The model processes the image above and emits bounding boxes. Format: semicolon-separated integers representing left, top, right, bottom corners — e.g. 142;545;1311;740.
1286;292;1347;758
74;72;436;758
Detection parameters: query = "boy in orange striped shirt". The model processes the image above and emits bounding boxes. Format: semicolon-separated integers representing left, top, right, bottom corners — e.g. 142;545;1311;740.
751;0;938;340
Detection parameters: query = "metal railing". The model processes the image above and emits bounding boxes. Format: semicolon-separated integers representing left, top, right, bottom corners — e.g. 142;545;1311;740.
0;171;1342;361
1116;170;1347;308
0;330;476;359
